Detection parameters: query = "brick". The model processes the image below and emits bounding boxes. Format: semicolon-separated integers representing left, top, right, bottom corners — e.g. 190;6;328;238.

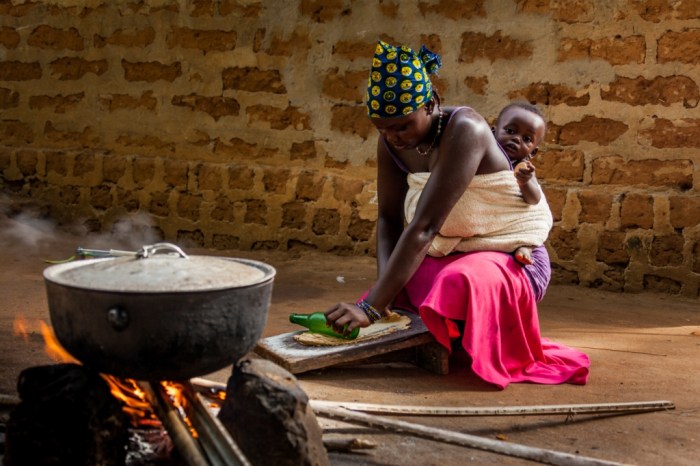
418;0;486;20
247;105;310;130
115;134;175;152
217;138;258;159
657;30;700;64
290;141;317;161
601;75;699;108
252;240;279;250
464;76;488;95
94;28;155;48
459;31;532;63
266;29;312;56
229;164;255;190
542;186;566;222
0;88;19;108
507;82;590;106
172;94;240;121
578;190;613;223
196;163;223;190
0;61;42;80
28;25;84;51
167;28;237;52
330;104;374;140
332;177;364;203
212;233;241;250
29;92;85;113
643;275;681;294
45;151;68;176
177;229;205;248
222;67;286;93
558;36;645;65
163;159;189;188
517;0;598;22
211;195;235;222
253;28;265;52
548;226;579;260
99;91;157;112
122;60;181;83
296;170;324;201
133;157;155;187
558;116;628;145
103;155;127;183
244;198;266;224
219;0;264;17
282;201;307;229
650;234;684;267
0;150;9;171
347;210;373;241
692;240;700;273
149;191;171;217
324;155;349;169
620;193;654;229
177;193;203;221
188;0;214;17
262;168;290;194
332;40;374;61
641;118;700;148
0;27;20;48
58;185;80;204
90;185;112;210
49;57;108;80
322;68;366;102
16;150;38;176
633;0;700;21
669;195;700;228
0;2;37;16
115;187;140;212
0;119;33;145
536;149;584;183
300;0;344;23
596;231;629;265
44;121;97;148
74;151;96;177
312;208;340;235
591;155;692;189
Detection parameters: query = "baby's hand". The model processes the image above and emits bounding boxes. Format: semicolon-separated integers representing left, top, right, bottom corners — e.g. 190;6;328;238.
514;246;533;265
514;161;535;185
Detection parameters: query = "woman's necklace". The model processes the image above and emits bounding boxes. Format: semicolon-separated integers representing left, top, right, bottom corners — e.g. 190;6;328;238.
416;110;443;157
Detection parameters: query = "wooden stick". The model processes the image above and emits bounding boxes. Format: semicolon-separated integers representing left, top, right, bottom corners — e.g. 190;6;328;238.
313;405;628;466
322;437;377;452
310;399;675;417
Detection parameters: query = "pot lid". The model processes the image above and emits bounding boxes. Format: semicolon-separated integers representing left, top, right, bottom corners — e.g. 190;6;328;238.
43;243;275;292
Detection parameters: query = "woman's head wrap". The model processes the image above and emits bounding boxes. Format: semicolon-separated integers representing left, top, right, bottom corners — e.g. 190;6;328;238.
366;40;442;118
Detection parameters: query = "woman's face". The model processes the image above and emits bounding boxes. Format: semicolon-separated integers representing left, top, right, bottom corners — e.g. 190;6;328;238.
371;105;432;151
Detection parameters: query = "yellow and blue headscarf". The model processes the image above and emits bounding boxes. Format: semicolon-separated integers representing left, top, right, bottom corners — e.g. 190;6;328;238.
366;40;442;118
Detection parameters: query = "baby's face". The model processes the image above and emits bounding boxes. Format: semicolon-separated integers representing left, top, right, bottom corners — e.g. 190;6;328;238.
494;107;546;162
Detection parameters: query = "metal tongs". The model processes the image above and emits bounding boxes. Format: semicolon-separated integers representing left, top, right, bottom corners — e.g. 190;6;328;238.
75;247;138;258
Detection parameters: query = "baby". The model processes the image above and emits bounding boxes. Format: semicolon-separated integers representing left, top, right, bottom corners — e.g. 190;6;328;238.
492;102;547;265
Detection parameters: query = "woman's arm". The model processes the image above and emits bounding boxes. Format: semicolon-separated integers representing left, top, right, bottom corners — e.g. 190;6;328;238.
326;108;504;331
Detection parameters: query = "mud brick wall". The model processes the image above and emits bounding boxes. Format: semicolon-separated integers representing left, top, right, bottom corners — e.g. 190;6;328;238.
1;0;699;297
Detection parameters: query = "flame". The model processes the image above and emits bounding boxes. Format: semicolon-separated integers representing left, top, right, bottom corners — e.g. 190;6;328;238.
12;316;30;343
39;321;78;363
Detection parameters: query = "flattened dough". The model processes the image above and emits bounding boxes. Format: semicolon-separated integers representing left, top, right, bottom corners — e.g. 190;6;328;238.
294;311;411;346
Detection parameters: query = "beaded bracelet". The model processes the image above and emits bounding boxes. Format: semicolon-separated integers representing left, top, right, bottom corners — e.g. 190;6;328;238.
355;299;383;323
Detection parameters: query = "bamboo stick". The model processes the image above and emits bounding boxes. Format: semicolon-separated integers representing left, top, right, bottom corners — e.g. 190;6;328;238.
313;405;629;466
310;399;675;417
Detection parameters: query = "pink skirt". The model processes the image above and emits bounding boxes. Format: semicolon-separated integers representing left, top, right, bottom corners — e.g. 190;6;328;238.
393;251;590;389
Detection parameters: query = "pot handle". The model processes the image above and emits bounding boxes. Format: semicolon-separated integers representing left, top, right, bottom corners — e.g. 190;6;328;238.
136;243;189;259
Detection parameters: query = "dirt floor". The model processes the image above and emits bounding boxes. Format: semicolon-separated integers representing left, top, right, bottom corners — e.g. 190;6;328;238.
1;211;699;465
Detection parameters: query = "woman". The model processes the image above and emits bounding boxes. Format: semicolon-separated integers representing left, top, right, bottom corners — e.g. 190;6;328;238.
324;40;589;389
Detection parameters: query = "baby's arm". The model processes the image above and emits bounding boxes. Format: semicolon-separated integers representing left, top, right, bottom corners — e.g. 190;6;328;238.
514;161;541;205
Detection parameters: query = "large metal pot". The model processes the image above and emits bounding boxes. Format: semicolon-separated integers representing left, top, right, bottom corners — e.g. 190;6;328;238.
43;243;275;381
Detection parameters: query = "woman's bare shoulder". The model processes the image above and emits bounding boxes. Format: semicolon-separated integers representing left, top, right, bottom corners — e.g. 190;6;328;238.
444;106;491;135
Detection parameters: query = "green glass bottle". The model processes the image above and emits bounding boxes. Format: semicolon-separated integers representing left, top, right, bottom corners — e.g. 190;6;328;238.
289;312;360;340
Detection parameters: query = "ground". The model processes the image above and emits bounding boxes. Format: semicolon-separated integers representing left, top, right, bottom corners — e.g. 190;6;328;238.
1;213;699;465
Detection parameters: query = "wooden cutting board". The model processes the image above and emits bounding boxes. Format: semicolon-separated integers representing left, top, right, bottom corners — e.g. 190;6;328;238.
253;310;448;375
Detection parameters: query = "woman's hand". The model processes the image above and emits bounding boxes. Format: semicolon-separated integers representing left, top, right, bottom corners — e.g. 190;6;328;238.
324;302;372;334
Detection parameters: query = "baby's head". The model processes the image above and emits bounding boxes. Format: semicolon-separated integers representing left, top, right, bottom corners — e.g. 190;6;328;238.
493;102;546;162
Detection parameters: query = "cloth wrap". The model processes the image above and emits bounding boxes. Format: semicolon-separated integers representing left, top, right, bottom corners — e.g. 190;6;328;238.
404;170;553;257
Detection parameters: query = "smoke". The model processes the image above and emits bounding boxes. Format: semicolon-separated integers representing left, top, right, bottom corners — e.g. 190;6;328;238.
0;195;162;256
